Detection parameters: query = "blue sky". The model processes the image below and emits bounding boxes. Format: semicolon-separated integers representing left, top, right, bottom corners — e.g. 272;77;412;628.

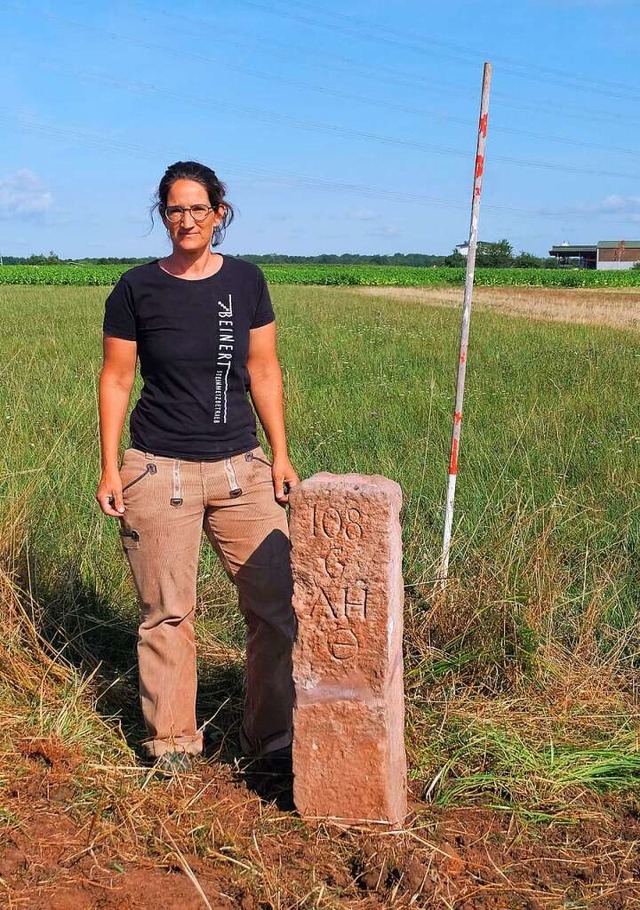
1;0;640;258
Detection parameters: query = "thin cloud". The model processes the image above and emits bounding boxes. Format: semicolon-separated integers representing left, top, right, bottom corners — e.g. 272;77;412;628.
366;224;402;238
347;207;377;221
540;195;640;223
590;195;640;215
0;169;52;219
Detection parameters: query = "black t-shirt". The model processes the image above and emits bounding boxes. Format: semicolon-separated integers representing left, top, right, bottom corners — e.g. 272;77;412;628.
103;257;275;460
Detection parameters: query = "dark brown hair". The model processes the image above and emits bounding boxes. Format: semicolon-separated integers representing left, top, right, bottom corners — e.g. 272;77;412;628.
151;160;235;247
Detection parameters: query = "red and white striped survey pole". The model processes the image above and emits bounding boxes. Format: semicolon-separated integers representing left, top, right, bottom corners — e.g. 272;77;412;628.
439;62;492;587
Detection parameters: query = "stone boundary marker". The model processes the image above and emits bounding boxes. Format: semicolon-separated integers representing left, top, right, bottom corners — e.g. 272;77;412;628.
289;473;407;827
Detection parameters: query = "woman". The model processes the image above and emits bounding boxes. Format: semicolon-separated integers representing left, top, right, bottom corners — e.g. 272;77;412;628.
96;160;298;773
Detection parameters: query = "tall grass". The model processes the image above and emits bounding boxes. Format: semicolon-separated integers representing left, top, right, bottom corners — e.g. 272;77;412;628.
1;284;639;816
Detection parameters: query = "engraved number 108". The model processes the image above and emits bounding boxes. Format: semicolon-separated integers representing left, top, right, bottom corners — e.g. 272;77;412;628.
312;505;363;540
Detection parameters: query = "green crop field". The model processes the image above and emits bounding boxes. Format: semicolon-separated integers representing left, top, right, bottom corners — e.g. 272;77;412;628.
2;283;640;904
2;261;640;287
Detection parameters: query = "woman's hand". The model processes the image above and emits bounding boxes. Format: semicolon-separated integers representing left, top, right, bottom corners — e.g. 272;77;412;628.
96;468;126;517
272;455;300;504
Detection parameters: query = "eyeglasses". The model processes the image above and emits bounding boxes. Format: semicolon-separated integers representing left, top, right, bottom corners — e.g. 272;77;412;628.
164;204;216;223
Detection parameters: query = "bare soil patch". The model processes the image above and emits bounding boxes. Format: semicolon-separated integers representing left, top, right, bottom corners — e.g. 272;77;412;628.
2;739;640;909
356;286;640;331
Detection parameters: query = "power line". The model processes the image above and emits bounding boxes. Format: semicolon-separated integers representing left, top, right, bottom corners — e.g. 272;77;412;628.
8;0;640;135
4;1;640;239
0;110;527;213
2;108;639;229
139;1;640;129
237;0;640;102
9;43;639;162
133;0;640;128
5;39;640;184
142;0;640;128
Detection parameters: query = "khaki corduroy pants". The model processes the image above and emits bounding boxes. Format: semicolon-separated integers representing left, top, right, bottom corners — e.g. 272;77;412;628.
118;446;295;758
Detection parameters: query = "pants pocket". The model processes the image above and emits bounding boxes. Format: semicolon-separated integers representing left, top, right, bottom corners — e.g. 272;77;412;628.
120;451;157;508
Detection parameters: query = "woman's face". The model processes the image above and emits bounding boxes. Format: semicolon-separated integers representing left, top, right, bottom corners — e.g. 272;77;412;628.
162;178;224;255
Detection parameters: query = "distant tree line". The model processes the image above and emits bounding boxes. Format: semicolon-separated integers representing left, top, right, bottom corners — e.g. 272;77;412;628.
0;252;153;266
2;242;561;268
1;252;65;265
444;239;560;269
241;253;448;266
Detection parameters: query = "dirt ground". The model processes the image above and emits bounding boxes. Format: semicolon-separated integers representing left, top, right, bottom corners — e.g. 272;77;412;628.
356;285;640;331
2;740;640;910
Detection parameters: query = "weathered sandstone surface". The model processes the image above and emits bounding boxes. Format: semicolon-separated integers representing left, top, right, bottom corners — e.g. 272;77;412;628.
290;473;407;826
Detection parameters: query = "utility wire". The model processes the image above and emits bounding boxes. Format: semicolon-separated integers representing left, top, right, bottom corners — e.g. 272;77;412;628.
2;109;639;228
132;0;640;128
284;0;640;95
8;43;640;162
125;0;640;128
4;41;640;184
7;0;640;133
237;0;640;101
4;1;640;234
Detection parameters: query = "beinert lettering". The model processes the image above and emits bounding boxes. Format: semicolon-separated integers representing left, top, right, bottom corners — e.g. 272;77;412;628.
213;294;235;424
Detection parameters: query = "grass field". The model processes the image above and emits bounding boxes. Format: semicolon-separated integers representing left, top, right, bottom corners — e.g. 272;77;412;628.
2;283;640;907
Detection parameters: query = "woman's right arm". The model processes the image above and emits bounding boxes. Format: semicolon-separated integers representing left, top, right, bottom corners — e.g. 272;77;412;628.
96;335;137;517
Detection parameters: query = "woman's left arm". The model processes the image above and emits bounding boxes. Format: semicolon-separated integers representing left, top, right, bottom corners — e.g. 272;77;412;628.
247;321;299;503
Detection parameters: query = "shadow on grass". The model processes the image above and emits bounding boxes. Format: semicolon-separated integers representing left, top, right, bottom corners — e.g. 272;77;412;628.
29;560;294;808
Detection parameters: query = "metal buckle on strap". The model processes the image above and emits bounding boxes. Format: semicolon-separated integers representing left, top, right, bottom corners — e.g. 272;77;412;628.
171;460;183;506
224;458;242;498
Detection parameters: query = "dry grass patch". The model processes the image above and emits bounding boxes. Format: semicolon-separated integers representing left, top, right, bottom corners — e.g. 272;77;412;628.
357;285;640;331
